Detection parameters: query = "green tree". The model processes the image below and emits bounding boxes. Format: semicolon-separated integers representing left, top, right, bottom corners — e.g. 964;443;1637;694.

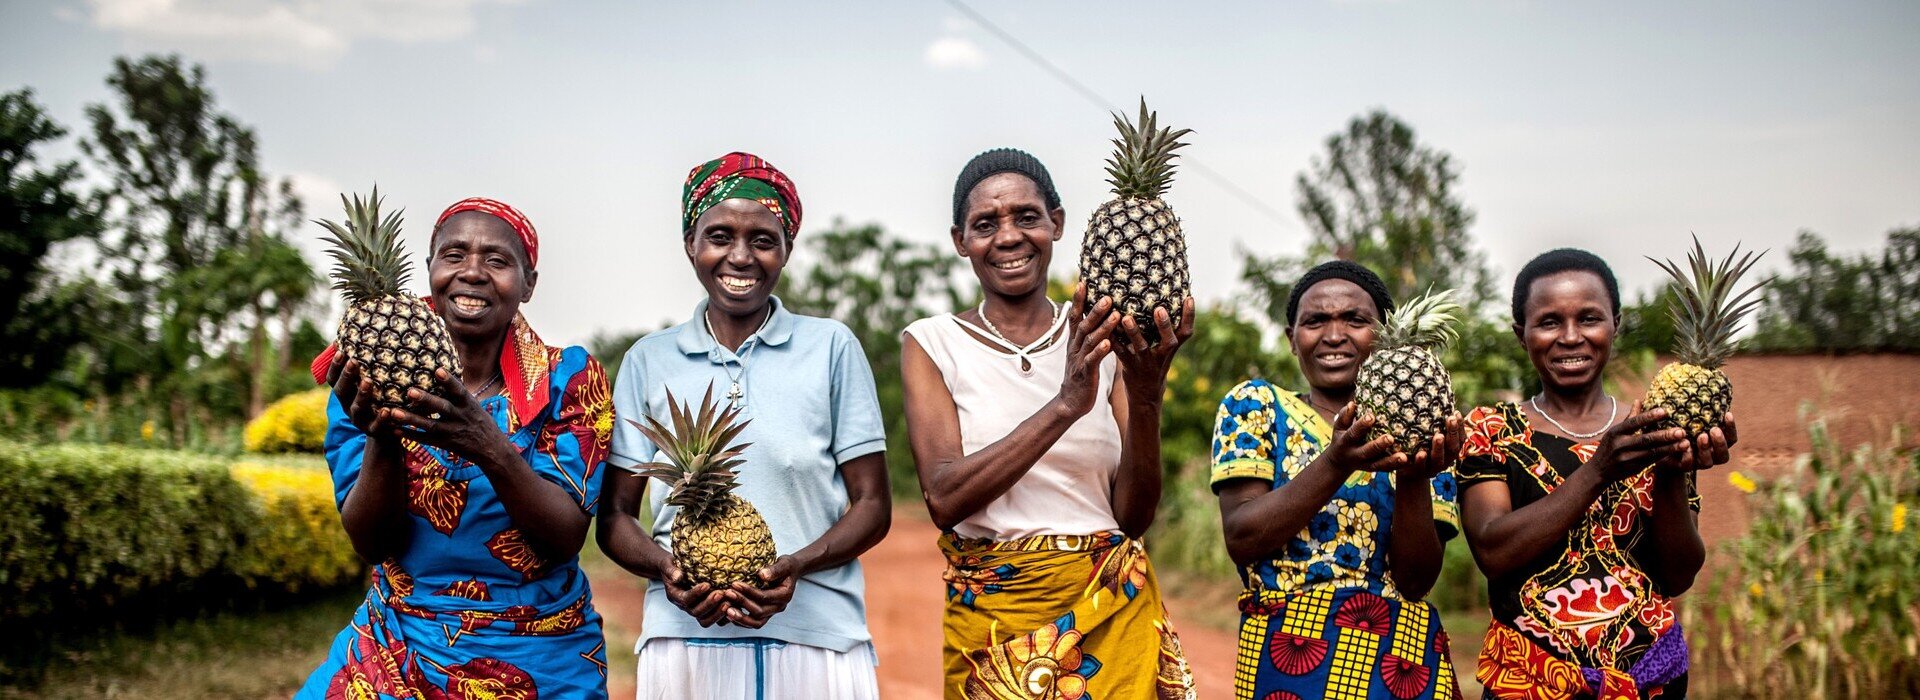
0;89;103;387
1242;109;1521;407
81;55;316;440
1750;229;1920;353
776;220;965;498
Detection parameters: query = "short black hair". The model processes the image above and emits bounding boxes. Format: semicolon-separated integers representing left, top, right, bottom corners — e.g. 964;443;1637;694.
1511;248;1619;326
1286;260;1395;327
952;147;1062;228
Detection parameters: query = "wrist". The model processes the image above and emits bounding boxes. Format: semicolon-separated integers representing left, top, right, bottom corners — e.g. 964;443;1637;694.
1394;475;1431;499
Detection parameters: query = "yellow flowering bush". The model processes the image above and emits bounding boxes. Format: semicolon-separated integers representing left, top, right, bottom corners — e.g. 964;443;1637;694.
243;388;330;454
1693;413;1920;698
228;460;360;592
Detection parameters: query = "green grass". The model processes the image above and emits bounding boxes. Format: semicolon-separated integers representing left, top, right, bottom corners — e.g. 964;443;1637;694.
0;587;360;699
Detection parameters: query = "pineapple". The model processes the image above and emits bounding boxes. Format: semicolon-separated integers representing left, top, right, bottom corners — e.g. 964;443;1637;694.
1078;98;1193;344
318;187;458;409
1354;289;1463;454
1644;236;1767;437
631;384;776;587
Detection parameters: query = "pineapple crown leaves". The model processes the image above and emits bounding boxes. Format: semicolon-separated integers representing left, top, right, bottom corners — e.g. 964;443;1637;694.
316;185;412;303
626;383;754;518
1647;234;1769;369
1104;97;1193;201
1375;287;1463;352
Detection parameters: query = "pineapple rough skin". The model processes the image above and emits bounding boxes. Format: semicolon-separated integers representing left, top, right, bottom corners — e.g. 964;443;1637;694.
1645;362;1732;437
1355;345;1456;454
671;494;778;588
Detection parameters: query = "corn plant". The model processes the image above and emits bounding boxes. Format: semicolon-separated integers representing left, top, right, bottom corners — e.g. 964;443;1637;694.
1691;408;1920;698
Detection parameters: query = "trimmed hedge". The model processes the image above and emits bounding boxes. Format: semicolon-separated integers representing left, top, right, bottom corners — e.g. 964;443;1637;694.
0;443;360;622
243;388;330;454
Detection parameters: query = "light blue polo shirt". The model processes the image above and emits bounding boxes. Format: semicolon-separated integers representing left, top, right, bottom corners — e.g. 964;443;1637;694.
609;296;887;654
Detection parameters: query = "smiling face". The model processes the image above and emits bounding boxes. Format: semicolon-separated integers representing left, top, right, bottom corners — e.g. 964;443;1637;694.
687;198;788;320
1287;279;1379;395
1517;269;1619;393
428;211;535;343
952;172;1064;300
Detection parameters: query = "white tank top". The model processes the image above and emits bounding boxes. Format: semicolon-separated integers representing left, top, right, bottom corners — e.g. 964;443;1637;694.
903;312;1123;540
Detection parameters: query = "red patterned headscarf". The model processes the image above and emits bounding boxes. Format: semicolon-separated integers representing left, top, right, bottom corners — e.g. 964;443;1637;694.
435;197;540;269
311;196;554;421
682;152;802;240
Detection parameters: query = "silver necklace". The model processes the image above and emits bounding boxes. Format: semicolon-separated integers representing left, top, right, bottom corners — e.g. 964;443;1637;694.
976;299;1062;349
468;372;502;400
1530;394;1618;439
704;307;773;407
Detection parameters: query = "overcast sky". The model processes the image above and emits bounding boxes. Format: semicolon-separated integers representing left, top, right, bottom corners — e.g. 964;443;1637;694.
4;0;1916;346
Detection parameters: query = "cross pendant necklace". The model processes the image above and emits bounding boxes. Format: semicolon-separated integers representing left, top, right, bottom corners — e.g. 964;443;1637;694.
705;307;773;407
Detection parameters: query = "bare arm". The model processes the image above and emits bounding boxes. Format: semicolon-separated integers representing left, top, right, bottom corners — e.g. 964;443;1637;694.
1384;418;1463;601
595;467;732;627
1463;405;1689;580
726;452;892;629
330;360;413;563
1640;417;1736;594
903;291;1119;531
1106;300;1196;538
1217;406;1404;567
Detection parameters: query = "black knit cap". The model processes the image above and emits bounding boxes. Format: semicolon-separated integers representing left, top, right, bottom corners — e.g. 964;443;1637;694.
952;148;1062;227
1511;248;1620;326
1286;260;1396;327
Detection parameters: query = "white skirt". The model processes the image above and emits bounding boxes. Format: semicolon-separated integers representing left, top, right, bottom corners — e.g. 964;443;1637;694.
636;637;879;700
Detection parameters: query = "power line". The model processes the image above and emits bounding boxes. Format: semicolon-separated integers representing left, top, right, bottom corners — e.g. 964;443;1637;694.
940;0;1294;227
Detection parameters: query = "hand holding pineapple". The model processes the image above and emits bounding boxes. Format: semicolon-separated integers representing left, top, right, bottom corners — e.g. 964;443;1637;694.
1581;402;1692;484
724;555;799;629
1051;285;1122;419
631;385;778;590
1657;412;1739;473
380;368;516;460
1110;294;1197;398
1643;236;1767;442
1320;404;1414;474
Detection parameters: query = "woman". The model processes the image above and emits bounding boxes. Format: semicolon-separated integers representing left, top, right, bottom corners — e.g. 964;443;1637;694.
901;147;1196;697
1459;249;1735;699
299;198;611;699
1211;260;1466;700
598;152;891;699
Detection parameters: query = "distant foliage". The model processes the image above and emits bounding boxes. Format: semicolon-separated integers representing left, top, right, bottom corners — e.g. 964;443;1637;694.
1692;414;1920;698
1749;228;1920;353
0;444;358;625
242;387;329;454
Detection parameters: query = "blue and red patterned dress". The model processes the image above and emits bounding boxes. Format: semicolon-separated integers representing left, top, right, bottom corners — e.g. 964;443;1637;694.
1211;378;1464;700
298;316;613;699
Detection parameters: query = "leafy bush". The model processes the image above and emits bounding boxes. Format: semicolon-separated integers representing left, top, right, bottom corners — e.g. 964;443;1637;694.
1148;458;1237;580
1691;414;1920;698
0;442;254;621
228;459;360;592
242;388;329;454
0;444;358;624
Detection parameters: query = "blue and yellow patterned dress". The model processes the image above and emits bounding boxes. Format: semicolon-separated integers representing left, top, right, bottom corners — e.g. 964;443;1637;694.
1211;378;1463;700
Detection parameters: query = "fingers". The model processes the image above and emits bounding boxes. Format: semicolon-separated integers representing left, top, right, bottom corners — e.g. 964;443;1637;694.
1443;415;1466;465
1336;411;1377;447
1151;305;1177;348
1613;402;1670;435
1707;426;1731;466
1352;433;1399;465
1071;282;1087;319
1720;413;1739;448
1116;314;1149;355
326;356;350;390
1176;296;1196;341
1332;403;1356;432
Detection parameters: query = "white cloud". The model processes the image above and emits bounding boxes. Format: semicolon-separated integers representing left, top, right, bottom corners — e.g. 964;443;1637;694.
78;0;517;68
924;36;986;71
940;15;974;32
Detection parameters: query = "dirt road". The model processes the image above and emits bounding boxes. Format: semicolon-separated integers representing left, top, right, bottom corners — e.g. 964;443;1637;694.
587;513;1241;698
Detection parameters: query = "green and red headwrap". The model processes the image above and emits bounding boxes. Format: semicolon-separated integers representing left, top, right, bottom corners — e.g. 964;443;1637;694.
682;152;802;240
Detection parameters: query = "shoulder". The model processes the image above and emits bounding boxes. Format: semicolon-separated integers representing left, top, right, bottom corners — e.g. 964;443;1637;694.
1218;378;1282;409
787;312;857;341
1465;401;1523;431
900;314;953;339
549;345;608;386
633;322;690;351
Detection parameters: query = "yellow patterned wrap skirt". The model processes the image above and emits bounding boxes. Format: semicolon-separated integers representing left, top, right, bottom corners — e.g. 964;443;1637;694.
938;531;1195;699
